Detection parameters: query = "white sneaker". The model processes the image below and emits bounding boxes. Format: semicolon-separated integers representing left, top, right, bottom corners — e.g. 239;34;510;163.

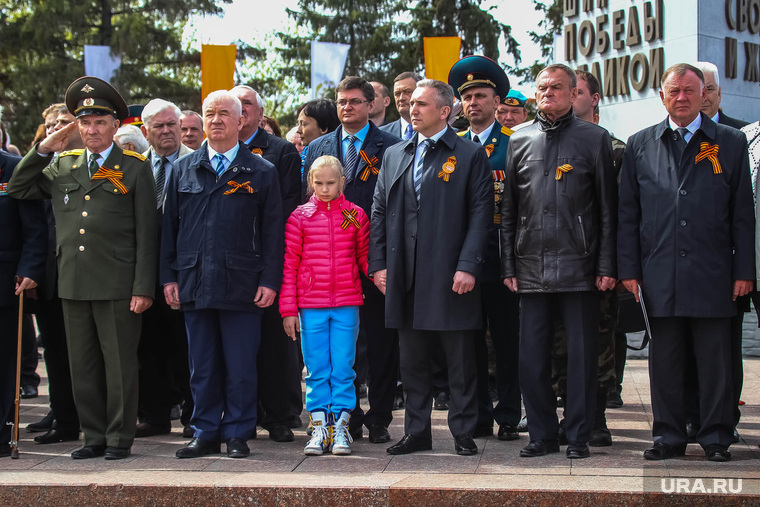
331;411;353;455
304;412;331;456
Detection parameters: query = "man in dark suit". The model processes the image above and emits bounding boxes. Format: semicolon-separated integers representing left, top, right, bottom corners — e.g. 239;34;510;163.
9;76;158;460
447;55;521;442
618;63;755;462
0;151;47;458
162;90;283;459
232;84;303;443
370;79;491;456
133;98;195;439
380;72;422;141
304;76;402;443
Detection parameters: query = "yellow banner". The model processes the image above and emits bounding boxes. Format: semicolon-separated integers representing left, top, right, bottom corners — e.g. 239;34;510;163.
201;44;237;101
423;37;461;82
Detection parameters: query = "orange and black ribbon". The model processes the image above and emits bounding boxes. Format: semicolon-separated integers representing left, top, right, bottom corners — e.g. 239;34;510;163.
484;144;495;157
224;180;254;195
251;147;263;156
341;208;361;230
555;164;572;180
358;150;379;181
695;142;722;174
438;157;457;181
91;167;128;193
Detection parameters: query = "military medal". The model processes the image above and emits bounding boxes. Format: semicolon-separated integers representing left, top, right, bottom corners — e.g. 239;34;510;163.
695;142;722;174
0;183;7;196
63;193;69;204
438;156;457;181
555;164;572;180
493;170;505;224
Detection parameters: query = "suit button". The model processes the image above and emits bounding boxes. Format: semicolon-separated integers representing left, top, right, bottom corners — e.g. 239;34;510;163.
679;190;687;195
78;246;85;251
680;250;687;257
84;195;91;201
82;211;88;217
79;229;85;234
544;170;549;176
543;208;548;214
411;234;416;240
680;220;687;226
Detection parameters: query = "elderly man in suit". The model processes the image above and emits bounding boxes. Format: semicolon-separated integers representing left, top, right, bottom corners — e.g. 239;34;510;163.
381;72;423;141
132;98;195;439
305;76;401;443
618;63;755;462
231;84;303;443
0;151;47;458
9;76;158;460
162;90;283;459
447;55;521;442
370;79;491;456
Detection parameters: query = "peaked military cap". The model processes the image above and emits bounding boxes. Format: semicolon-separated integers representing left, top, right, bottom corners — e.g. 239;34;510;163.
123;104;145;126
503;89;528;107
448;55;510;100
65;76;129;121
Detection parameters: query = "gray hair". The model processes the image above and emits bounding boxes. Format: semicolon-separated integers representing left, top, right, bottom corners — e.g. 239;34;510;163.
114;124;149;153
231;85;266;114
416;79;455;119
694;61;719;87
538;64;577;89
202;90;243;118
141;99;181;128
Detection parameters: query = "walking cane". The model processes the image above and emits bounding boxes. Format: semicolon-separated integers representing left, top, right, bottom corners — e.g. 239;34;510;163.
11;276;24;459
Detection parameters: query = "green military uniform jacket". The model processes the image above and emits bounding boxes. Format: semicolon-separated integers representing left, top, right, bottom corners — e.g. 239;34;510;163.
7;144;157;300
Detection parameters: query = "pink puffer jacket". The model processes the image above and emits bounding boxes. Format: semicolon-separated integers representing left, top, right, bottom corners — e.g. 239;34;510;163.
279;194;369;317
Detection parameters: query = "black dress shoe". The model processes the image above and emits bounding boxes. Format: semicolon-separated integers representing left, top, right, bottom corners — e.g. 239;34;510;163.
558;419;568;446
519;439;560;457
268;424;294;442
606;391;624;408
368;424;391;443
685;422;699;443
433;392;450;410
350;426;363;440
732;428;740;443
566;442;590;459
516;416;528;433
34;428;79;444
134;422;171;438
454;434;478;456
226;438;250;458
387;434;432;455
182;425;195;438
644;442;687;460
105;447;131;460
176;438;221;458
20;385;38;399
705;444;731;462
473;425;493;438
26;412;54;433
71;445;106;459
589;427;612;447
497;424;519;441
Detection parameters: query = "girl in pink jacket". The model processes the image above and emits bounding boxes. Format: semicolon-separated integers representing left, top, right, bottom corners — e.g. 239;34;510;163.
280;155;369;456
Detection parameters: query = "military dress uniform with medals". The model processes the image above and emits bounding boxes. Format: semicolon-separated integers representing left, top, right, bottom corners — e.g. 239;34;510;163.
8;77;157;456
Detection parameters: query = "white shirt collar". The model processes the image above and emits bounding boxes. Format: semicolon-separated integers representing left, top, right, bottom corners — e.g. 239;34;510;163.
86;142;114;166
470;122;495;145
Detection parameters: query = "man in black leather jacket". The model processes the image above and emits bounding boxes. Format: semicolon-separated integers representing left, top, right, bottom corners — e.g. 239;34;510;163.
500;63;617;460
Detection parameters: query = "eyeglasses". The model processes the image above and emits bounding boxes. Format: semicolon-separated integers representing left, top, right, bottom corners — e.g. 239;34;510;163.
337;99;370;108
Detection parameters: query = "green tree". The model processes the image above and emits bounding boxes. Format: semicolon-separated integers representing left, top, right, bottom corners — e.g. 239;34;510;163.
279;0;521;105
0;0;230;148
514;0;563;82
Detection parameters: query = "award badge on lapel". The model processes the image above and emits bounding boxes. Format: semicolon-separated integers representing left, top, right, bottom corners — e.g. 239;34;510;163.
251;148;263;156
555;164;572;180
358;151;379;181
484;144;495;157
438;156;457;182
695;143;722;174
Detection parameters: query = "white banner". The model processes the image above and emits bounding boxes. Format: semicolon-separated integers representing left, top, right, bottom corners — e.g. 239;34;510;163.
310;41;350;99
84;45;121;83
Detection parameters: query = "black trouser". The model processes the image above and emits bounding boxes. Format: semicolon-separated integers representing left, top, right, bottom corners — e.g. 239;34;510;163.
36;295;79;433
350;277;399;432
520;292;599;444
649;316;733;449
475;280;521;428
137;293;189;429
258;299;303;429
684;310;744;429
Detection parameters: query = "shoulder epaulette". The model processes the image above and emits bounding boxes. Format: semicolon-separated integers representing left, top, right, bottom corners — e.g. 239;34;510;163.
456;130;468;137
501;126;514;137
123;150;147;161
59;149;84;157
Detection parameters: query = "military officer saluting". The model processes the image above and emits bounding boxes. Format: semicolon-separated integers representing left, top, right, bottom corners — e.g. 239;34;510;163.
448;56;522;442
8;76;157;460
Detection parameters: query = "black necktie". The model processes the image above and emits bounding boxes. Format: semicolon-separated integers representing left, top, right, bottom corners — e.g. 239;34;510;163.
155;157;167;208
88;153;100;179
472;135;480;145
676;127;689;153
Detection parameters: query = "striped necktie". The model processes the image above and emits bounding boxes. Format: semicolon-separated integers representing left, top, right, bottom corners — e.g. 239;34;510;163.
414;139;431;202
404;123;413;140
155;157;167;208
344;135;358;183
213;153;226;175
